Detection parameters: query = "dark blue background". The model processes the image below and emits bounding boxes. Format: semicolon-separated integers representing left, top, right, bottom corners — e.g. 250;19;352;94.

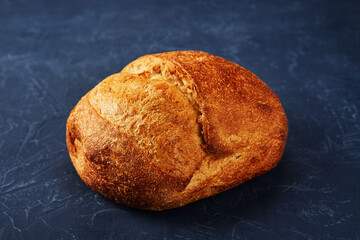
1;0;359;239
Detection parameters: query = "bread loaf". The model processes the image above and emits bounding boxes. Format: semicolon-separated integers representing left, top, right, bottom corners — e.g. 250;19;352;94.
66;51;288;210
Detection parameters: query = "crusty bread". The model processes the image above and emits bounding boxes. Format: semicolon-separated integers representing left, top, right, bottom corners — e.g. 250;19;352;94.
66;51;288;210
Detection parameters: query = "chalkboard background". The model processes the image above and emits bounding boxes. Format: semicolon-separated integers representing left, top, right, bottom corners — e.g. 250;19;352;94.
0;0;359;239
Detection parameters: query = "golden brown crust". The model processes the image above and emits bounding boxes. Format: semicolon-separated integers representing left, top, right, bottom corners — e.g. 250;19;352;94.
66;51;288;210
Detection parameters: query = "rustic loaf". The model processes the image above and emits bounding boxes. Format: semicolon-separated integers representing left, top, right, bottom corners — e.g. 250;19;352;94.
66;51;288;210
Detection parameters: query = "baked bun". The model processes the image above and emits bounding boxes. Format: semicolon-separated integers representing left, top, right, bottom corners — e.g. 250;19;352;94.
66;51;288;210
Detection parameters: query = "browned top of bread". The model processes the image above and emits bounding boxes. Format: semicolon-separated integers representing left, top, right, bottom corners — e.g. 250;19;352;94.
66;51;288;210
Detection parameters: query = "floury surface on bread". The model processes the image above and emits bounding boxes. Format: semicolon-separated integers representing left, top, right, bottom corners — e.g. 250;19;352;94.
66;51;288;210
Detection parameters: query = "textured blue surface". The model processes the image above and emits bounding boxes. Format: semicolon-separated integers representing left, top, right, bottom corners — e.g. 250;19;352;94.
0;0;359;239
